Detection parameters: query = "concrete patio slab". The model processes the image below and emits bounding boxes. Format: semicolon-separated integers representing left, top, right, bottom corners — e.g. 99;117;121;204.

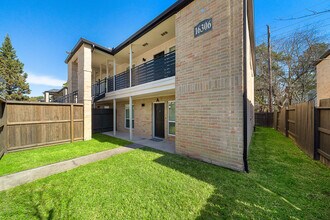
0;144;142;192
103;131;175;154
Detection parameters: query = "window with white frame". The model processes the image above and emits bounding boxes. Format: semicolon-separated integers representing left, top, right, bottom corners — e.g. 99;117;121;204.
125;104;134;129
168;101;175;135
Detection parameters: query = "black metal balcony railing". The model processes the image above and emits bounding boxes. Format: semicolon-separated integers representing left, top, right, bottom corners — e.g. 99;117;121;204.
115;70;129;91
92;51;175;100
53;90;78;103
92;78;107;97
132;50;175;86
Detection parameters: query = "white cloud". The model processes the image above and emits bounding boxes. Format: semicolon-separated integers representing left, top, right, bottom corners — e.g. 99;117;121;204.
27;73;66;87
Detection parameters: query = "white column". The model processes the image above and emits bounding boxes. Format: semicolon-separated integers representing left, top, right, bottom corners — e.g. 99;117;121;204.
129;44;132;87
113;99;116;136
106;59;109;78
99;64;102;79
106;59;109;92
129;96;133;140
113;58;116;91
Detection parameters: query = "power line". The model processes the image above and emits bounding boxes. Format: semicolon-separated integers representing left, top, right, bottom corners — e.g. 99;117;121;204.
271;22;330;40
254;0;330;30
256;13;328;39
276;9;330;21
256;19;330;41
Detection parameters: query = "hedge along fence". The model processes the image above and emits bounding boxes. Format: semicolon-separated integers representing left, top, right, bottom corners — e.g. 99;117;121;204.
274;99;330;166
0;100;84;153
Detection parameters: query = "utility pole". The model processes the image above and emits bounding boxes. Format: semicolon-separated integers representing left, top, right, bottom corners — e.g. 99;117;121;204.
267;25;272;112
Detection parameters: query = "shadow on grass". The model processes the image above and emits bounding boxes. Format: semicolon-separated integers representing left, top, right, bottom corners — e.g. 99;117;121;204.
16;185;74;220
92;133;132;146
147;149;280;219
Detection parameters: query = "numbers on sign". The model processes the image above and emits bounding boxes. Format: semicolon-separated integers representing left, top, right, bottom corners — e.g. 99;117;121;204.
194;19;212;37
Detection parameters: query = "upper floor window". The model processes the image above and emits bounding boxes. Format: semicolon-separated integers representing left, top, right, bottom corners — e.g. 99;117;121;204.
154;51;165;59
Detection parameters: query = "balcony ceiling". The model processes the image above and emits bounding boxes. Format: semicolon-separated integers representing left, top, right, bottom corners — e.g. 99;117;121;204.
91;15;175;68
92;51;114;69
115;15;175;64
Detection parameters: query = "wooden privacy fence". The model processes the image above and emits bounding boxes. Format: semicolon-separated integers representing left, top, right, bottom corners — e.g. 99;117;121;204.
255;112;273;127
0;97;6;158
1;100;84;152
273;99;330;166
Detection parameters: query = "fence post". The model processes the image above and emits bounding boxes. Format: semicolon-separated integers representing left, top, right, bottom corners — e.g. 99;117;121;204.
314;106;320;160
70;104;74;143
285;108;289;137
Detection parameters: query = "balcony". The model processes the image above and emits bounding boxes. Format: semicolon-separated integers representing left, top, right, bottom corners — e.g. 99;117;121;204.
92;51;175;100
53;91;78;103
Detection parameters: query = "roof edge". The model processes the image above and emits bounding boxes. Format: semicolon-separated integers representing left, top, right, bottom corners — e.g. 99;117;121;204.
112;0;194;54
65;38;114;64
314;49;330;66
65;0;194;64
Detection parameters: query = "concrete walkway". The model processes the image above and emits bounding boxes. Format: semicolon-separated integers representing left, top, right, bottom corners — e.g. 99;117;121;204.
103;131;175;154
0;144;142;192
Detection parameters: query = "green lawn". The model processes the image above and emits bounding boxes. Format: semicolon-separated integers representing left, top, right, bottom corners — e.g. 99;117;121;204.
0;133;131;177
0;127;329;219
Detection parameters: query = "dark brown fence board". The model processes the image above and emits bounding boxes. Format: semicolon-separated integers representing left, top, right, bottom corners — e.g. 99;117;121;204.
295;102;315;158
5;102;83;151
277;108;287;135
255;112;273;127
0;98;6;158
319;99;330;165
274;99;330;166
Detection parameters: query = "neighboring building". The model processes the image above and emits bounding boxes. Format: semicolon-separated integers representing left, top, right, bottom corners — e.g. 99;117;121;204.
44;87;68;102
63;0;255;171
315;49;330;105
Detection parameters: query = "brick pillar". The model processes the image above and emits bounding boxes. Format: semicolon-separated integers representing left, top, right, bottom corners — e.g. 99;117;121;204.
77;44;92;140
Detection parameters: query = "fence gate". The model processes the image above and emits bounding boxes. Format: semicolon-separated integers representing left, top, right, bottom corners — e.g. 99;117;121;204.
92;109;113;133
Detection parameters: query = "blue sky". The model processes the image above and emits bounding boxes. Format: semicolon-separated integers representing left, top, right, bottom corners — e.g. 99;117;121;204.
0;0;329;97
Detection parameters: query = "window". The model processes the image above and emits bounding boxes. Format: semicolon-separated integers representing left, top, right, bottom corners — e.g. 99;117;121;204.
168;101;175;135
154;51;165;59
169;46;176;53
125;104;134;129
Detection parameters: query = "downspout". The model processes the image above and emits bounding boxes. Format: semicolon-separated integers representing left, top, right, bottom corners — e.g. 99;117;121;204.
243;0;249;173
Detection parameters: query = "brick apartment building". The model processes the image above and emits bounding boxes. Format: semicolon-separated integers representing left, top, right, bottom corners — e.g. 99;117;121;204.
315;49;330;105
62;0;255;171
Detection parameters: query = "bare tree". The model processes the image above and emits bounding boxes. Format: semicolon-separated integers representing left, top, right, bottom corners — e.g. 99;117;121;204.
274;29;328;105
255;28;329;111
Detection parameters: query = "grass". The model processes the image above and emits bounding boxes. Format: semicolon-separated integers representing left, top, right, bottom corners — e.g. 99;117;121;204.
0;133;131;177
0;127;329;219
